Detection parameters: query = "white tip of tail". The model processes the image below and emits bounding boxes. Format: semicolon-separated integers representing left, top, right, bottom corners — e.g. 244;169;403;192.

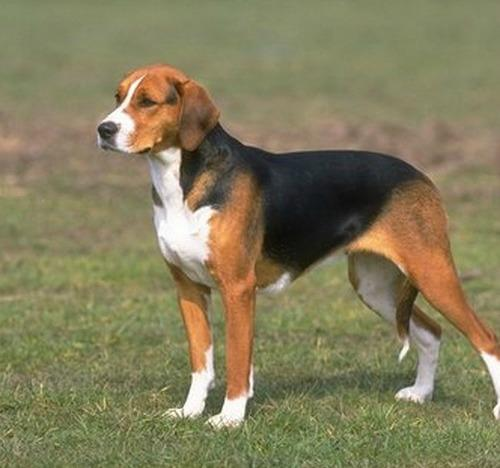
398;338;410;363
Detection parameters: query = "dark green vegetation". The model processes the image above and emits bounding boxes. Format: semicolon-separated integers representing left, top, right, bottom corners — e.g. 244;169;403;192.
1;1;499;466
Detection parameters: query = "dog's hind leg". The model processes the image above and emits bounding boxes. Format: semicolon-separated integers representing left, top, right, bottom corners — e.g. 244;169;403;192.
404;247;500;419
349;178;500;419
348;252;441;403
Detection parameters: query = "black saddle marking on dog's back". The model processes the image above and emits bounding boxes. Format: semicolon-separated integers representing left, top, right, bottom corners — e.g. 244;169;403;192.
179;124;424;272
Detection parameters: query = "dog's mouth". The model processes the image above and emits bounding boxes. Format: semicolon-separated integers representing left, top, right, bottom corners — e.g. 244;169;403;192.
98;140;116;151
97;139;151;156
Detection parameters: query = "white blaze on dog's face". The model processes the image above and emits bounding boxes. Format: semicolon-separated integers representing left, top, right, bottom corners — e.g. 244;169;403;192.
97;75;145;153
97;64;220;154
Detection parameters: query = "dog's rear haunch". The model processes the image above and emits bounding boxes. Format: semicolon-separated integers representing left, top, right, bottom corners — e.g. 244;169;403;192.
97;63;500;428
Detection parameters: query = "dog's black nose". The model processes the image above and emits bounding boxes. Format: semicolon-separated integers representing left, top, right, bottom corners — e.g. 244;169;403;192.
98;121;119;139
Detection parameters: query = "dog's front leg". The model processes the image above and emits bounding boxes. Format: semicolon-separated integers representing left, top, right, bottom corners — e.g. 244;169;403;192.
207;276;256;429
164;266;214;419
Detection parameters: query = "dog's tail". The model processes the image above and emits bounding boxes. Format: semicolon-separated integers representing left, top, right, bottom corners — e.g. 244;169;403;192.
396;280;418;362
398;336;411;363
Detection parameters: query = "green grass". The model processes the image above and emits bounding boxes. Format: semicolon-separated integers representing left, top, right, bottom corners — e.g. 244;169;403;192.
1;1;500;466
1;179;499;466
2;0;500;126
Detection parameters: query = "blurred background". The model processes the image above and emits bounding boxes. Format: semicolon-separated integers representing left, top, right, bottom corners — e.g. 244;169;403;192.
1;1;499;465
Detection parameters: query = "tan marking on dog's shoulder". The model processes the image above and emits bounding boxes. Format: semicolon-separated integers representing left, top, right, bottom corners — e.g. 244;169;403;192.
185;169;218;211
207;172;263;283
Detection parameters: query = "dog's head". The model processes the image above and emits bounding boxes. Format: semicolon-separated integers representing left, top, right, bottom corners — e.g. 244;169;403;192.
97;64;220;154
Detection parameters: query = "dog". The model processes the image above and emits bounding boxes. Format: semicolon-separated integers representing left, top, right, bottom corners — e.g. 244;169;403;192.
97;64;500;428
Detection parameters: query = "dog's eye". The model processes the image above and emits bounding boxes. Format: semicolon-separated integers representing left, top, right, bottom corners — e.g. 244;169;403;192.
115;93;122;104
139;97;157;108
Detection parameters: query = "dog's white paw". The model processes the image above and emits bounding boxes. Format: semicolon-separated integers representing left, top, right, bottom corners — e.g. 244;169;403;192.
206;412;243;429
493;402;500;420
206;395;248;429
395;386;433;404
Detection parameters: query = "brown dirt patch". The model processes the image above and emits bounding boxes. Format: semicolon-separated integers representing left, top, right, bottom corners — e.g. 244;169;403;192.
231;119;500;175
1;115;499;197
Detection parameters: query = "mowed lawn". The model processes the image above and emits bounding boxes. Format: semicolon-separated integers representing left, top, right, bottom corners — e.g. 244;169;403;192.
1;1;500;466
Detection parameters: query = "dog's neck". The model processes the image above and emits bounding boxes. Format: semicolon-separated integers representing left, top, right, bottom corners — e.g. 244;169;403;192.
148;147;183;206
148;124;240;207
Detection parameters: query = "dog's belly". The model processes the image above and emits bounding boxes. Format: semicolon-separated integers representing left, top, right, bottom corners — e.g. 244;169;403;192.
153;205;216;287
259;272;292;295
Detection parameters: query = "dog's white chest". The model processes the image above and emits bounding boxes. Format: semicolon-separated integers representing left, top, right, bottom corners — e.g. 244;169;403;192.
149;151;216;287
154;205;215;286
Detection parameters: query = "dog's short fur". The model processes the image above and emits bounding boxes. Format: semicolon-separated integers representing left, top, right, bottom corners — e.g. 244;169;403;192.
97;64;500;428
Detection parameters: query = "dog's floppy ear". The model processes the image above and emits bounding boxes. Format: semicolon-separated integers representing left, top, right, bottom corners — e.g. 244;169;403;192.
176;80;220;151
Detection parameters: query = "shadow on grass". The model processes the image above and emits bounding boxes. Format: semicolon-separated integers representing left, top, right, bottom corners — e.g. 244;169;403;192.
245;369;468;408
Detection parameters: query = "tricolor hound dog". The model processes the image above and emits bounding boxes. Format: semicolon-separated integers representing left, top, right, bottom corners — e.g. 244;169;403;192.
97;64;500;428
